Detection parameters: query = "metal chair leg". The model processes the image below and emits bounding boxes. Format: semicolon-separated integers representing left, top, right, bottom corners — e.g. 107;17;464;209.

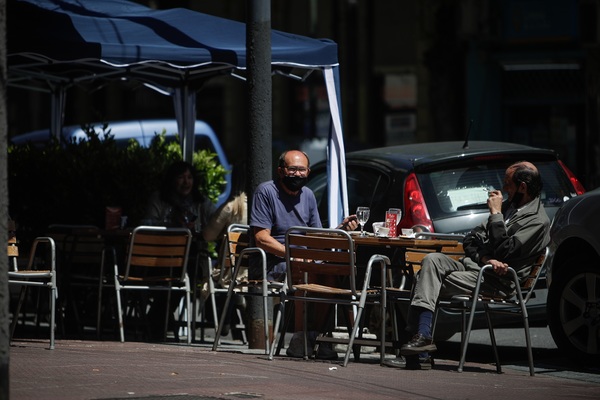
268;300;284;360
10;286;28;342
262;279;270;355
458;294;479;373
185;278;192;345
484;304;502;373
523;312;535;376
114;279;125;343
49;283;57;350
212;263;240;351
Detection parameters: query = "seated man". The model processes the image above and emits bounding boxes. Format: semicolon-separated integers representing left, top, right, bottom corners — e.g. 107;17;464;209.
250;149;357;281
384;161;550;370
250;149;358;358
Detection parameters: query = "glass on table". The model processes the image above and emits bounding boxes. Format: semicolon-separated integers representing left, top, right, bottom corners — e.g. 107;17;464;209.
385;208;402;237
356;206;370;236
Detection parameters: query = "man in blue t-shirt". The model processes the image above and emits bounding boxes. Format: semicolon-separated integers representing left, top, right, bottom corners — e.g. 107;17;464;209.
250;149;357;281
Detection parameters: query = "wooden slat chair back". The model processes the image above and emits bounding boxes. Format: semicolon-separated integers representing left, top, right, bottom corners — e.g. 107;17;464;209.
114;226;193;344
122;229;190;281
62;229;117;338
8;236;18;256
220;227;252;287
64;232;105;271
212;224;279;354
519;254;545;301
386;248;428;297
9;236;58;349
46;224;101;268
390;242;464;296
432;247;548;376
441;242;465;258
268;226;390;367
287;232;358;295
389;241;462;299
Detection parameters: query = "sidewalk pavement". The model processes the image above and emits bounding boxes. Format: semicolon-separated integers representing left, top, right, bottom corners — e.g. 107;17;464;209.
9;330;600;400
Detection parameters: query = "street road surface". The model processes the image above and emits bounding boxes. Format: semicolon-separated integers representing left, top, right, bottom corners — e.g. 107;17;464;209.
439;326;600;384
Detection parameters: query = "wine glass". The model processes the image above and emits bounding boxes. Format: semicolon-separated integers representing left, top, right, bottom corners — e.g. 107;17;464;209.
356;206;370;236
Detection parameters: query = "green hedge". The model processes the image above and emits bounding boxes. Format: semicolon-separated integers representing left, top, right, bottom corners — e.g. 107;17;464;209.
8;127;227;245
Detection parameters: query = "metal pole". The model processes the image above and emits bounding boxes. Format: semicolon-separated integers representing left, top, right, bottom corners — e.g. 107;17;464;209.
0;0;11;396
246;0;272;349
50;86;65;142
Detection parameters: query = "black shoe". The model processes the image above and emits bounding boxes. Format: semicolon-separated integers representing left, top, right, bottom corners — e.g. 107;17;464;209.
382;355;432;370
400;333;437;355
315;343;338;360
285;331;338;360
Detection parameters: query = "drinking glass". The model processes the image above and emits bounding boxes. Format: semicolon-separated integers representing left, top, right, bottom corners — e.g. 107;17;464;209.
356;206;370;236
183;205;199;232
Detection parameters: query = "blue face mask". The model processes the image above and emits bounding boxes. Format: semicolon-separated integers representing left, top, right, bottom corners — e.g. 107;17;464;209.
282;175;308;192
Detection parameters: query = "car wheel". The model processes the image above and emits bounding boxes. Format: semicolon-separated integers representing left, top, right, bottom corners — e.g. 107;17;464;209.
547;257;600;364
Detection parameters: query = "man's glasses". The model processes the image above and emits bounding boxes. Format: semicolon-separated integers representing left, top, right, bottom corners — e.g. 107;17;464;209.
283;166;309;174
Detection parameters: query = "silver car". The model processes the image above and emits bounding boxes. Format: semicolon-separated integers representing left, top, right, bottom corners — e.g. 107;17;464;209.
546;187;600;364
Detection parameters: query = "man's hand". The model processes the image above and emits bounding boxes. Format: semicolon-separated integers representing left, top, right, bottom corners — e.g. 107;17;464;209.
489;259;509;275
338;215;358;231
487;190;503;215
481;255;509;275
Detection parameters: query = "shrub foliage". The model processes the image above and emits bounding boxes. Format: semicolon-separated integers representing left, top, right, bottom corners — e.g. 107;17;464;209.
8;127;227;244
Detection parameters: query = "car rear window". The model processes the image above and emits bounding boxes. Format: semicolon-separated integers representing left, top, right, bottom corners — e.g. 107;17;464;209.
419;161;576;220
308;166;391;227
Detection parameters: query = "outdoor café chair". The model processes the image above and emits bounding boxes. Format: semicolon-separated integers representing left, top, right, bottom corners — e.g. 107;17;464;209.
9;236;58;349
202;224;250;344
269;226;390;367
46;224;118;339
212;224;280;354
114;226;193;344
432;247;548;376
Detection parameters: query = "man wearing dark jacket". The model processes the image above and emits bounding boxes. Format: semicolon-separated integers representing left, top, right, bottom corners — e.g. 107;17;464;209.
384;161;550;369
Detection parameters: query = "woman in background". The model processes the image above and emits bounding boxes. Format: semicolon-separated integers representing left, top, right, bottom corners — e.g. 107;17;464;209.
144;161;215;341
146;160;214;235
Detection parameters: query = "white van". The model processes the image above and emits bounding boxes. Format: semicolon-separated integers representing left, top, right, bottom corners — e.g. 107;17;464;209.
11;119;232;205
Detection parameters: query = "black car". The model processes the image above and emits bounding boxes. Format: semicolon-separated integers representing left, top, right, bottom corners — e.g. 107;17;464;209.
306;141;586;339
545;187;600;364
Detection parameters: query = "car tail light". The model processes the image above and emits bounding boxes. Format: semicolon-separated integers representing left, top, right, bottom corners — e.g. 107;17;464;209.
558;160;586;195
400;172;434;232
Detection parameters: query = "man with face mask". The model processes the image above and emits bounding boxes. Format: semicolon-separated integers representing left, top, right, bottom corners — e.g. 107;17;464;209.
384;161;550;370
250;150;357;281
248;150;358;360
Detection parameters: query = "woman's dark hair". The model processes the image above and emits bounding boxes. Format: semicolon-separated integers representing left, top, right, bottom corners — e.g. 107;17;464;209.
512;163;543;198
159;161;205;202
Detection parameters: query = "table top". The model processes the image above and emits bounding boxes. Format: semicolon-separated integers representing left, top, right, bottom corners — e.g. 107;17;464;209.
349;232;460;249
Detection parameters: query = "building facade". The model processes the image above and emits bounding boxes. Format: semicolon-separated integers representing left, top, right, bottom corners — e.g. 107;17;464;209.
8;0;599;189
